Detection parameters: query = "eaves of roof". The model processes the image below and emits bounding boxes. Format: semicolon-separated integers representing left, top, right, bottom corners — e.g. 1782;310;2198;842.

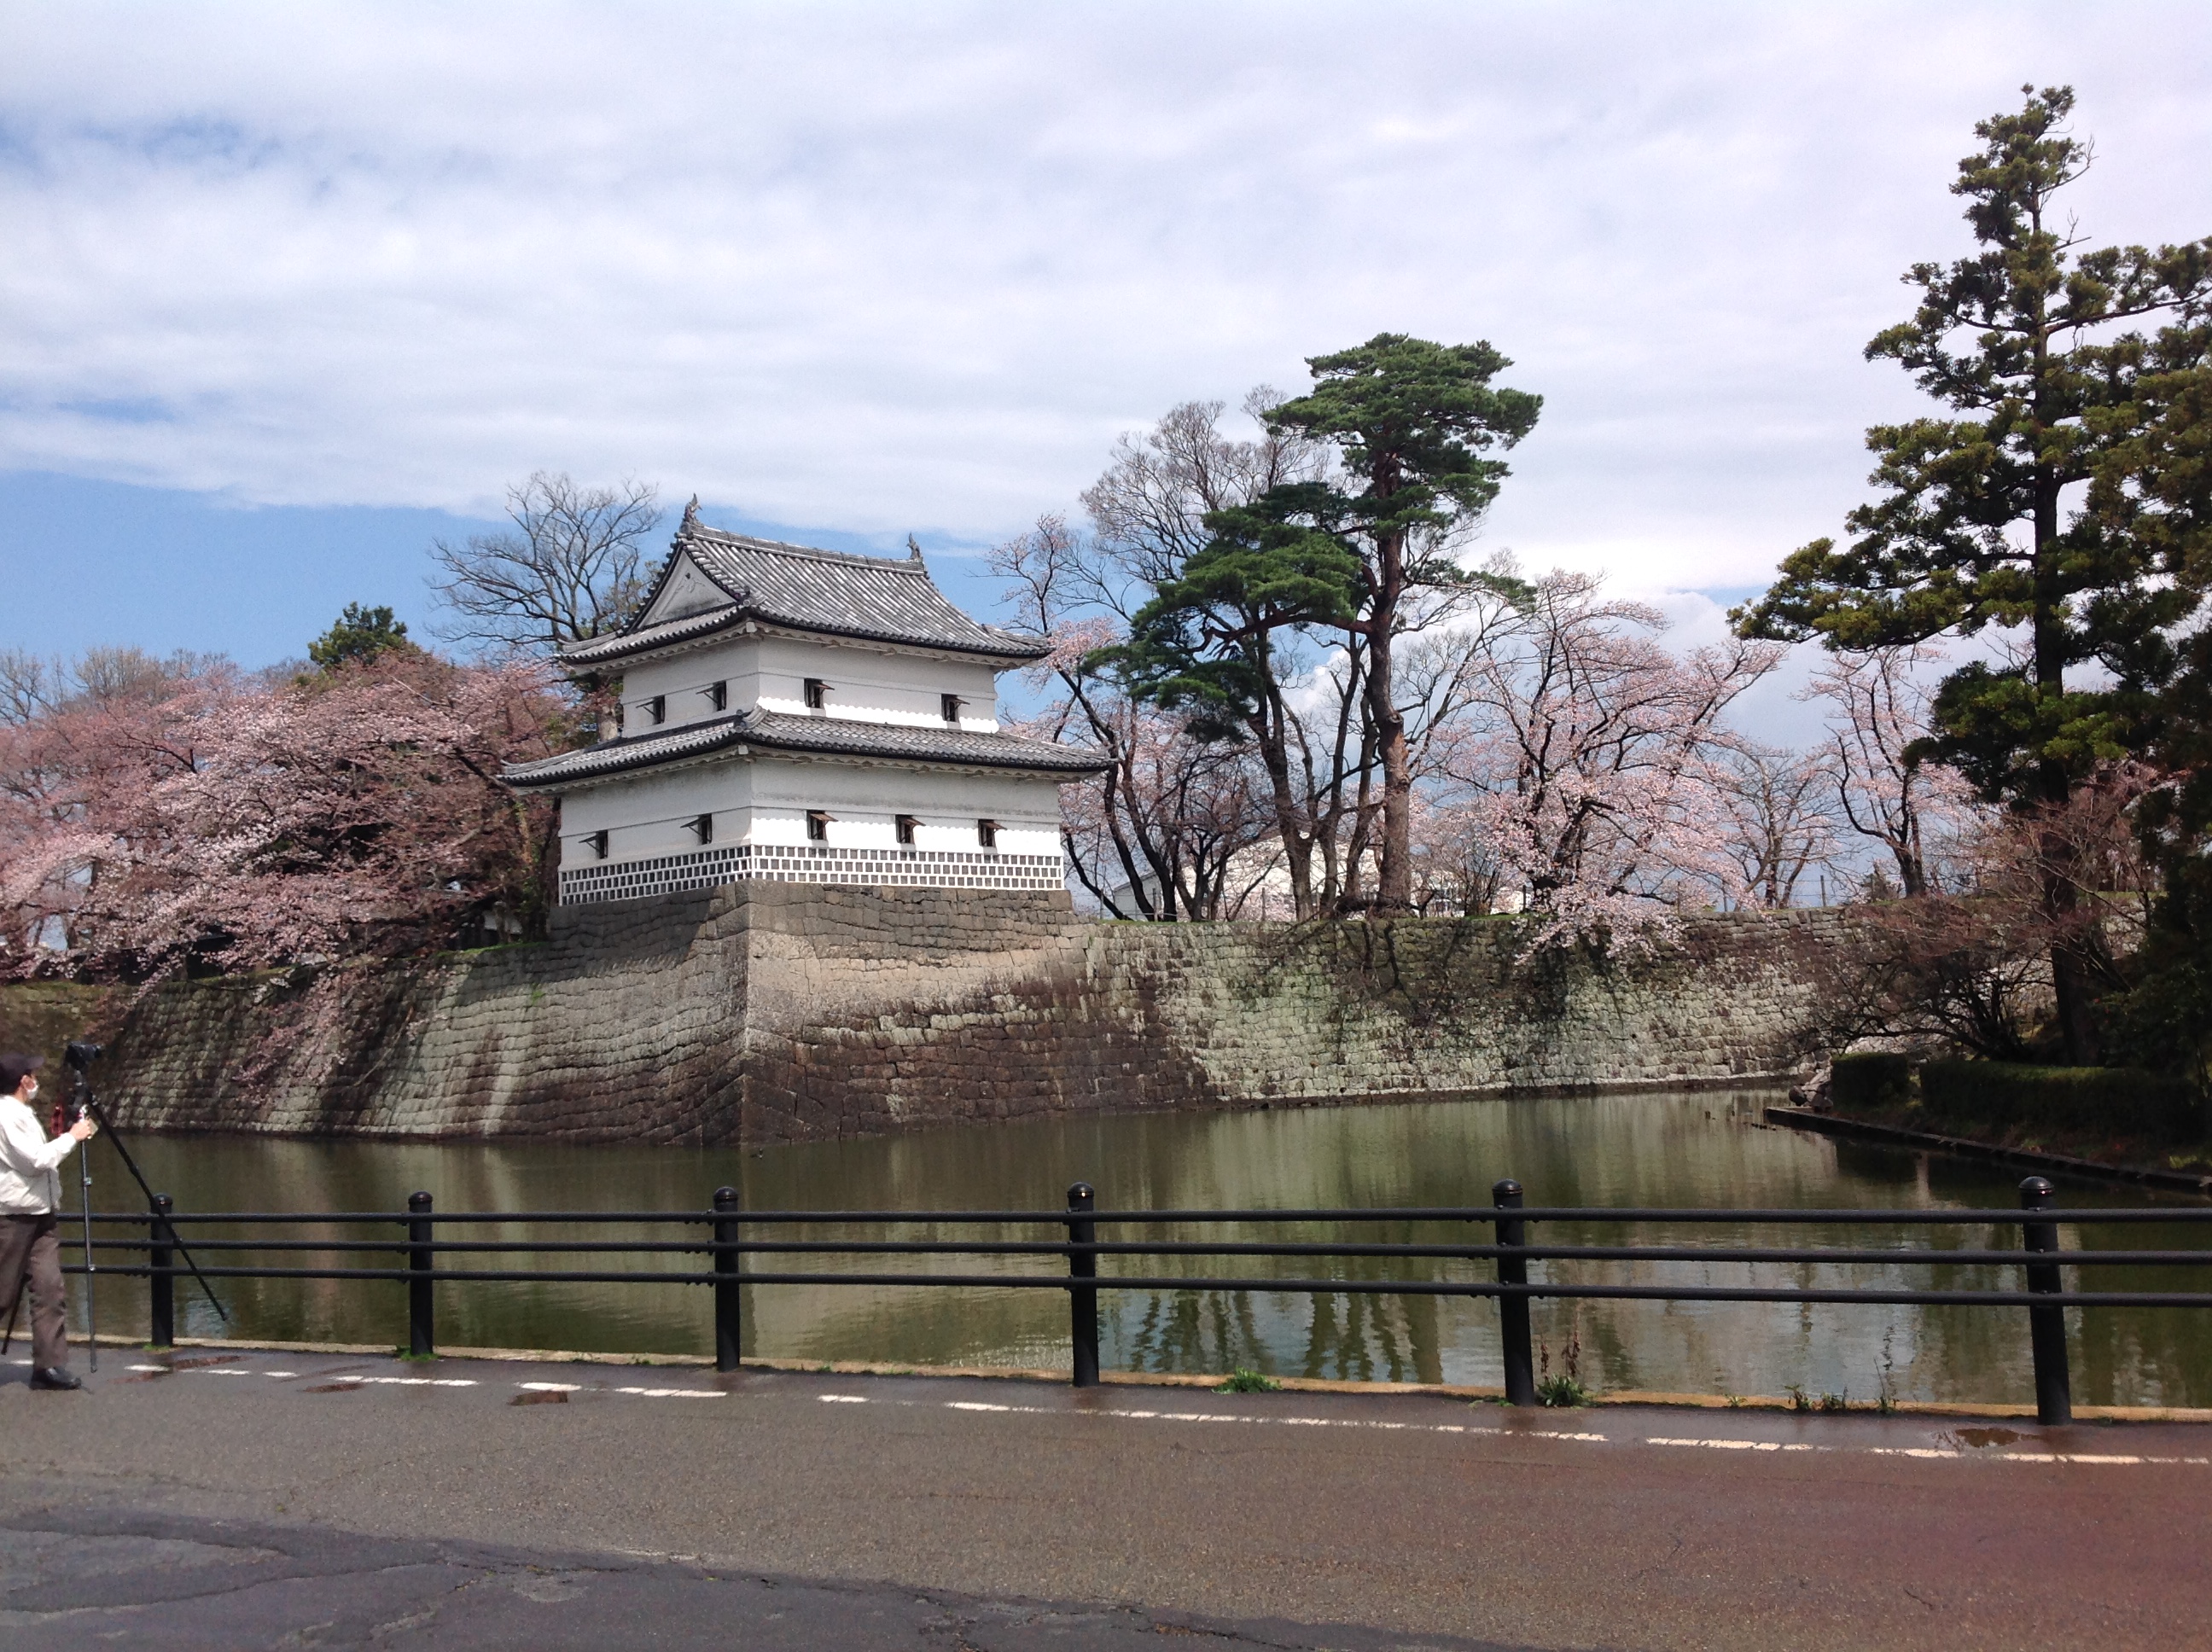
501;710;1109;790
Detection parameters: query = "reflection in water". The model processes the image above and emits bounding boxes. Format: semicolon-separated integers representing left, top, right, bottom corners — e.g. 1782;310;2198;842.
63;1091;2212;1406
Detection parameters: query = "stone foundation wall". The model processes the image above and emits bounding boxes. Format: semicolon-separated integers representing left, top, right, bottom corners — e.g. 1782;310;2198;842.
51;887;1856;1143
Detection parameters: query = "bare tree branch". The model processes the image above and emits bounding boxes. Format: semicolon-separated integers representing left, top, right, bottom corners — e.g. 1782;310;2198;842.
428;472;662;658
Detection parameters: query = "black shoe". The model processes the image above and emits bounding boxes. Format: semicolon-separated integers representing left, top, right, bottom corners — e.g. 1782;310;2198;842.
29;1367;82;1391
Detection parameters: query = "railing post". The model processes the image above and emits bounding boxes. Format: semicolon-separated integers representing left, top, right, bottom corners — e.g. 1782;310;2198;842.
148;1193;175;1350
1494;1178;1535;1406
1067;1181;1099;1388
2020;1176;2072;1427
407;1190;435;1358
713;1184;742;1372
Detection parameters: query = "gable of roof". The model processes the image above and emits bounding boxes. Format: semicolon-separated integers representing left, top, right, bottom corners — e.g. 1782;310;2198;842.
560;523;1049;669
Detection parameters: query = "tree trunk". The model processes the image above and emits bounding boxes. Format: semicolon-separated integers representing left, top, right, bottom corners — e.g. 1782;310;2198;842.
2032;484;2095;1062
1250;676;1313;919
1366;527;1413;911
2028;294;2097;1065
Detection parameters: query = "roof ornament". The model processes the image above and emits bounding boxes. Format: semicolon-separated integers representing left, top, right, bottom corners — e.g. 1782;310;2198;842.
906;533;923;561
679;495;701;535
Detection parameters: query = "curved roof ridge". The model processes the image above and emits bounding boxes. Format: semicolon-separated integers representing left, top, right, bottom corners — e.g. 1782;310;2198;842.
684;523;934;574
559;513;1048;668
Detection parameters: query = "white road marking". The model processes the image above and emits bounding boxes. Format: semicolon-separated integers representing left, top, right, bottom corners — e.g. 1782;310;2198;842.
918;1405;2206;1470
77;1358;2212;1465
2049;1452;2145;1464
614;1387;721;1399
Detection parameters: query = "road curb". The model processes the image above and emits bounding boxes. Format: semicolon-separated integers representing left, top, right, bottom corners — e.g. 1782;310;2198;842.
102;1335;2212;1425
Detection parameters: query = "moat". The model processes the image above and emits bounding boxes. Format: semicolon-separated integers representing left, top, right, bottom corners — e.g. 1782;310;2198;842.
68;1090;2212;1409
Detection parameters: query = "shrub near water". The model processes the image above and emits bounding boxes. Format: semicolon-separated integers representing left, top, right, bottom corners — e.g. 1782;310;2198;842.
1830;1052;1912;1111
1918;1061;2202;1145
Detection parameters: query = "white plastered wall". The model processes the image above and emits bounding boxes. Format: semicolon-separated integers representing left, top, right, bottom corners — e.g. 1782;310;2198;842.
556;754;1065;871
619;635;1002;736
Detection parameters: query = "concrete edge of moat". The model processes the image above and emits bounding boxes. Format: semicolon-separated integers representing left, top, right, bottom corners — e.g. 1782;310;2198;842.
67;1333;2212;1426
1768;1104;2212;1197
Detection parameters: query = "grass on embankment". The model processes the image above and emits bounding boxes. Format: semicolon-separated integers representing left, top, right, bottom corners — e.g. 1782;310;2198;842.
1827;1052;2212;1175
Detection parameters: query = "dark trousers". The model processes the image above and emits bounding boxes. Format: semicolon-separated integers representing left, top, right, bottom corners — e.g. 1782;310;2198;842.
0;1213;68;1371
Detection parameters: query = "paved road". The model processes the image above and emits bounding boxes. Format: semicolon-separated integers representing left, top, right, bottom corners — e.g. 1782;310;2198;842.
2;1349;2208;1650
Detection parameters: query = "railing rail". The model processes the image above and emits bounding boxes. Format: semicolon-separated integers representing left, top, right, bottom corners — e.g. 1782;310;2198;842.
58;1177;2212;1426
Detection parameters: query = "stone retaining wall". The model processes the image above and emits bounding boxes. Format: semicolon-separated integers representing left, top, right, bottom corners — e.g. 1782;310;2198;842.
39;887;1855;1143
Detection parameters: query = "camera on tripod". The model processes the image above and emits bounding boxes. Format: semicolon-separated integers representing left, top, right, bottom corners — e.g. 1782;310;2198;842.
64;1040;103;1072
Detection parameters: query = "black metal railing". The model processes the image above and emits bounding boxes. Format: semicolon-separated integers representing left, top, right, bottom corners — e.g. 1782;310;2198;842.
60;1176;2212;1426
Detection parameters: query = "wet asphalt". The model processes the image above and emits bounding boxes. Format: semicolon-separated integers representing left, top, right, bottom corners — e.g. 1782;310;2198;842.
0;1348;2207;1649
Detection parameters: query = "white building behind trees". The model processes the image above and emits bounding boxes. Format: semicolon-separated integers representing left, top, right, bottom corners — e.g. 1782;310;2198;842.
504;511;1103;905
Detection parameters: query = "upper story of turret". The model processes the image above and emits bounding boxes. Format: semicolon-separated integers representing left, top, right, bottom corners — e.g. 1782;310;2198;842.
554;514;1052;741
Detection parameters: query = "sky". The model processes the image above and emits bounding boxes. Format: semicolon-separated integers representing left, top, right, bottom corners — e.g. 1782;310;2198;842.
4;2;2210;742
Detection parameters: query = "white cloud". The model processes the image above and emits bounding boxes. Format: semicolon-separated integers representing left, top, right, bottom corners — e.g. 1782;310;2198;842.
3;1;2209;596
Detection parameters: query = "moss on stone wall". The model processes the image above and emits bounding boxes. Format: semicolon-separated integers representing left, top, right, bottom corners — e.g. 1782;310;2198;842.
44;888;1860;1143
0;982;121;1077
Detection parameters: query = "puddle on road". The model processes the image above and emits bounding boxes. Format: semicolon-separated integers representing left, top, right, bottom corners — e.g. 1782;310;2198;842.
1949;1427;2023;1449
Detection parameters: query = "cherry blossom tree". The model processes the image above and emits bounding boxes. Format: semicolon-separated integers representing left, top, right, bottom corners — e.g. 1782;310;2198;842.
1429;573;1783;951
1802;644;1978;897
1711;744;1837;909
0;649;236;964
0;650;573;981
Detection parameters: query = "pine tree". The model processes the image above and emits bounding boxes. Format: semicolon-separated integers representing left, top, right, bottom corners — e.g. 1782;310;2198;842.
1261;334;1541;911
1734;86;2211;1059
308;603;419;672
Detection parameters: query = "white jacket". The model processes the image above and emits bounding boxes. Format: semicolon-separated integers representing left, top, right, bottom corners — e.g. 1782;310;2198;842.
0;1094;75;1215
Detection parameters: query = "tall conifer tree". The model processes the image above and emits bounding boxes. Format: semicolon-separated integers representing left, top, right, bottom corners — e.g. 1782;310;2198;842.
1260;335;1541;911
1735;85;2211;1059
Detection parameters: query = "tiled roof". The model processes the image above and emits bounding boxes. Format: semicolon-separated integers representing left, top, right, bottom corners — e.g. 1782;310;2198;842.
502;710;1108;789
559;526;1051;667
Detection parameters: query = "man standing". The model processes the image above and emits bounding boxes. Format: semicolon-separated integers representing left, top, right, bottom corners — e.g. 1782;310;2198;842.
0;1053;96;1389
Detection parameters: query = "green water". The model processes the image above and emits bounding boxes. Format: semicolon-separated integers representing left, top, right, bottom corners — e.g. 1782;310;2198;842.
55;1091;2212;1407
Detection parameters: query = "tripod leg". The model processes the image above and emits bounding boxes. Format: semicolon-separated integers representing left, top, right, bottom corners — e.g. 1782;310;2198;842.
79;1137;96;1373
82;1091;227;1324
2;1283;20;1356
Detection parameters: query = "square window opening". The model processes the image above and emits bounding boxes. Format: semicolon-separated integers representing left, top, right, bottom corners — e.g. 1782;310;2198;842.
895;814;919;846
586;830;610;860
689;814;714;846
704;681;728;712
644;695;667;725
803;678;829;711
976;818;998;850
940;694;963;724
806;810;832;843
